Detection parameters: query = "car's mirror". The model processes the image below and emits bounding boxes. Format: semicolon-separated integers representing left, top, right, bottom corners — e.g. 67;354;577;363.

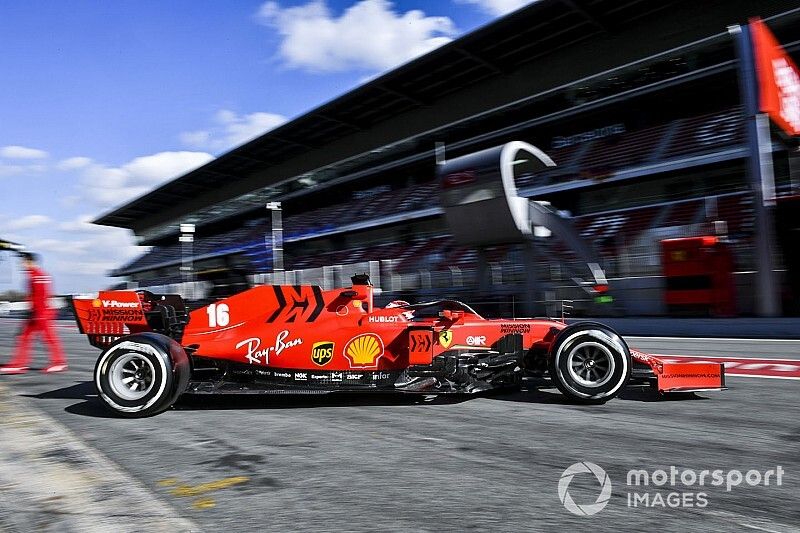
439;310;464;321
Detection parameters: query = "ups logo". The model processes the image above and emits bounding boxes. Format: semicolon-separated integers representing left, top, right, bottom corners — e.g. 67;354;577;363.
311;341;334;366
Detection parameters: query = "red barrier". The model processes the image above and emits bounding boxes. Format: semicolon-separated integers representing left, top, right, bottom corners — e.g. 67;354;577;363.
661;236;736;316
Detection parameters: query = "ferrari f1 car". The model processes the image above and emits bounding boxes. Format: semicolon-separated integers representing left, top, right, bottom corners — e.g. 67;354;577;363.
72;275;725;417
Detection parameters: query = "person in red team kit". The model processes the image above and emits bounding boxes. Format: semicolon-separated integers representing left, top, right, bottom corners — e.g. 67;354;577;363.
1;252;67;374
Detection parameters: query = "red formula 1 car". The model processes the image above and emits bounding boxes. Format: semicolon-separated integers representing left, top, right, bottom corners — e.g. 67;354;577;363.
72;275;725;417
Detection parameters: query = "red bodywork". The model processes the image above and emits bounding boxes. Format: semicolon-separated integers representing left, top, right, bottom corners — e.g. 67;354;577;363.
73;283;725;394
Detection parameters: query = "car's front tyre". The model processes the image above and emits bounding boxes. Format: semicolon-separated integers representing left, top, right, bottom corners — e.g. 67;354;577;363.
95;333;189;417
549;323;631;403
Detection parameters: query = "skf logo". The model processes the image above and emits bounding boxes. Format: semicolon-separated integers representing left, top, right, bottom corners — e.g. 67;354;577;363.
438;330;453;348
311;341;334;367
344;333;384;369
466;335;486;346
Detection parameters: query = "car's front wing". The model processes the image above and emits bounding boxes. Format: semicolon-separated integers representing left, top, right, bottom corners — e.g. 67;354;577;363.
630;349;726;393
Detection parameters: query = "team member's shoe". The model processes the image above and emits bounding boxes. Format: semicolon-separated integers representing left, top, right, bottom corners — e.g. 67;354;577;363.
43;364;68;373
0;366;29;374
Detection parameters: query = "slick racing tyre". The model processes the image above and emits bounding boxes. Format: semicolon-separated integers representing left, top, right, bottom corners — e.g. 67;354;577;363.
548;322;631;403
95;333;190;418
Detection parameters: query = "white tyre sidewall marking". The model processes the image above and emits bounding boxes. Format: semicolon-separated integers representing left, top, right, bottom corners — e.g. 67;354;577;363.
554;329;628;399
96;341;169;413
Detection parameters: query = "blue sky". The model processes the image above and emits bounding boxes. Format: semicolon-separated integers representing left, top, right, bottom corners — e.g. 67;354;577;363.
0;0;530;293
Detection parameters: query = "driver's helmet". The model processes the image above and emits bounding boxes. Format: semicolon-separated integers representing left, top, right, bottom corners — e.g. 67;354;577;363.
386;300;415;321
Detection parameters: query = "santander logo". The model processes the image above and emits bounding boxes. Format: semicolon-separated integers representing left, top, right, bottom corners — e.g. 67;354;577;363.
772;57;800;133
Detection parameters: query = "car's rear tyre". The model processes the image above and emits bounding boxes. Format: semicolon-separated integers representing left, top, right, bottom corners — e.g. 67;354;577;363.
549;323;631;403
95;332;189;418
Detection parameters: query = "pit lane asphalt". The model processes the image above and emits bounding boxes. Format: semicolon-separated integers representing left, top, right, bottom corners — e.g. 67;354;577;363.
1;324;798;532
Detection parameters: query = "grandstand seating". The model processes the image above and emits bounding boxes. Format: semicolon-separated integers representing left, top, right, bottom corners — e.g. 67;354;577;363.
117;219;268;274
123;190;754;285
120;107;751;283
716;193;754;237
661;199;702;227
515;107;743;190
282;181;438;240
279;107;743;245
578;121;675;172
663;108;743;159
577;205;662;247
514;142;584;188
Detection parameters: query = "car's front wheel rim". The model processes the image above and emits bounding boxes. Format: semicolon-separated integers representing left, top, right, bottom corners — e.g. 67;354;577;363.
566;341;615;388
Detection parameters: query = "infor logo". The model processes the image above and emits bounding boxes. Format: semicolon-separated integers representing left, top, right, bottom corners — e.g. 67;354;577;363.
558;461;612;516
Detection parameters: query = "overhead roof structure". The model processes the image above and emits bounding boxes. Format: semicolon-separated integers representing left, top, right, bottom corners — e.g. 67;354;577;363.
95;0;799;239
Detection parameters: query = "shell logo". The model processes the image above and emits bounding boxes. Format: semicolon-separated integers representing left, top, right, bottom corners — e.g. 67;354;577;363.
92;299;102;308
343;333;384;368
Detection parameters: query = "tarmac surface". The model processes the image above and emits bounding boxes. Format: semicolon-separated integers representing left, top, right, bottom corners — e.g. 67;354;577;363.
0;321;798;532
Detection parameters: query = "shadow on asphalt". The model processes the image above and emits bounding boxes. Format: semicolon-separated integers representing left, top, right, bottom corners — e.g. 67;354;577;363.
491;385;705;404
22;380;706;419
174;392;467;412
21;381;119;418
23;381;95;401
619;387;707;402
64;401;119;418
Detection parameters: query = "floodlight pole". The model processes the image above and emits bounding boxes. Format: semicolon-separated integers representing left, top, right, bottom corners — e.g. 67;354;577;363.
179;223;195;290
730;23;781;316
267;202;284;283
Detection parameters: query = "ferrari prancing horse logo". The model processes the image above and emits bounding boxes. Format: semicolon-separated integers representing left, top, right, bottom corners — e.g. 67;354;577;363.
438;330;453;349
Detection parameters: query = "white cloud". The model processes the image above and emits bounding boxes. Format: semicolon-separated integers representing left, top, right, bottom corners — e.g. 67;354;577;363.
60;195;81;208
24;215;147;287
0;146;212;291
0;162;47;177
47;227;144;279
58;214;107;233
27;237;88;256
57;156;93;170
456;0;533;16
121;151;214;184
0;163;26;177
180;109;287;152
80;151;214;208
257;0;456;72
0;145;49;159
1;214;51;231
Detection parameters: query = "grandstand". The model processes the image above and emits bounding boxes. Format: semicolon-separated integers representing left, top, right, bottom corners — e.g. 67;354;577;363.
97;0;800;316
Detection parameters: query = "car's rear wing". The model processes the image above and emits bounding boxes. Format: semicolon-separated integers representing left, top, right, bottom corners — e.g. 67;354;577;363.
71;290;188;349
630;349;726;393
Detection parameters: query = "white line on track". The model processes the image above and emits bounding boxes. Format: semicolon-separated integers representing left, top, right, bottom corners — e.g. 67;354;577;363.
626;336;800;342
648;353;800;362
